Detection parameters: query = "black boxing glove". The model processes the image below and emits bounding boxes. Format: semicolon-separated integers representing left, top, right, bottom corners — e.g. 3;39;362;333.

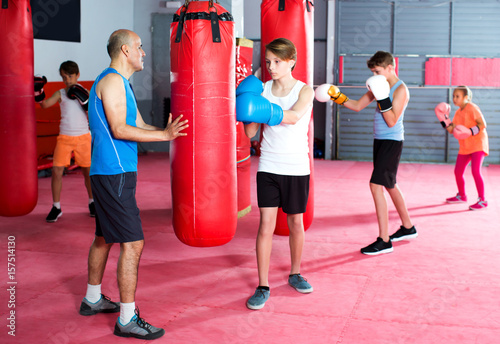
34;76;47;103
67;84;89;111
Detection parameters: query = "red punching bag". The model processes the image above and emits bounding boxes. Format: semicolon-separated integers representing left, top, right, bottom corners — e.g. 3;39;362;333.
170;0;237;247
261;0;315;235
0;0;38;217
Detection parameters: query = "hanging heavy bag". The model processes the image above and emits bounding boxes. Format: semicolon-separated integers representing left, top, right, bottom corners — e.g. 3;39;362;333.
170;0;237;247
0;0;38;217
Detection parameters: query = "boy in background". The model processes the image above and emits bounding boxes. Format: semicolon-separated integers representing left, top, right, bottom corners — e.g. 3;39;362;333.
37;60;93;222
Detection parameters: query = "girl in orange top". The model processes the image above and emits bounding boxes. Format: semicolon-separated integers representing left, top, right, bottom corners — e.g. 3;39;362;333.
446;86;489;210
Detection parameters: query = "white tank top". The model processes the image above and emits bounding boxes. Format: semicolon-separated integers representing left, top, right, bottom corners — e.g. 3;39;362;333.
59;88;90;136
258;80;311;176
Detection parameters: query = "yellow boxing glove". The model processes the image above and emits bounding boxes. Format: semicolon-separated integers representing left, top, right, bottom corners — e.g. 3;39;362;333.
328;85;349;105
315;84;349;105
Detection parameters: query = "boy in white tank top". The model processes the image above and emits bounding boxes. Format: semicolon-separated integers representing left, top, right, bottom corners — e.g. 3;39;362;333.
243;38;314;310
38;61;94;222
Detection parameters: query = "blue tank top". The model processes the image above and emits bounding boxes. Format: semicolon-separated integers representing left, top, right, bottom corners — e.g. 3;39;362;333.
88;68;138;175
373;80;407;141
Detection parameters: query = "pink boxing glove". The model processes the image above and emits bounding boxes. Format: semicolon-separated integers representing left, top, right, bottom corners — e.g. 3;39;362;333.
434;102;451;128
453;125;472;140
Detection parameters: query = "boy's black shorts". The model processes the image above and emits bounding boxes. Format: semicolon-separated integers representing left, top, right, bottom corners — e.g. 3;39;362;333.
91;172;144;243
257;172;310;214
370;139;403;189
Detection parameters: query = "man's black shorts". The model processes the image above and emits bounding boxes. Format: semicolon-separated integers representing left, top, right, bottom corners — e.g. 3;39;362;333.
370;139;403;189
257;172;310;214
91;172;144;243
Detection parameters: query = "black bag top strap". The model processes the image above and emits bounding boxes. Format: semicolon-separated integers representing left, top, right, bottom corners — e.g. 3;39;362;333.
2;0;8;9
278;1;314;13
174;5;187;43
306;1;314;13
172;1;233;44
173;11;233;22
209;6;221;43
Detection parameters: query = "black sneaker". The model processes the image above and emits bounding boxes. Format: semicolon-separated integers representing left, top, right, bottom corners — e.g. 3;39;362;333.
89;202;96;217
114;308;165;340
390;225;418;242
79;294;120;316
46;206;62;222
361;237;393;255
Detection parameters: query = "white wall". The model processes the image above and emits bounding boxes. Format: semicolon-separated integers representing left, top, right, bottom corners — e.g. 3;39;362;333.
32;0;329;146
34;0;134;82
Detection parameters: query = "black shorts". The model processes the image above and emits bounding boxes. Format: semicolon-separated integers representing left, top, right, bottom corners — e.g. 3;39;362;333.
91;172;144;243
257;172;310;214
370;139;403;189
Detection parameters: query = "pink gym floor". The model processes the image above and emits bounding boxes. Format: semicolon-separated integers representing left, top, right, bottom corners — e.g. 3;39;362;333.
1;153;499;344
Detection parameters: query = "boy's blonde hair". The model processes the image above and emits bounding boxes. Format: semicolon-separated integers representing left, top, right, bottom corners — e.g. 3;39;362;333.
265;38;297;71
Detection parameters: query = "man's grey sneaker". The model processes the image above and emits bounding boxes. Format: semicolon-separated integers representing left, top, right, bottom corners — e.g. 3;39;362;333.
79;294;120;316
390;225;418;242
288;274;313;293
361;237;393;255
46;206;62;222
114;309;165;340
89;202;96;217
246;287;270;310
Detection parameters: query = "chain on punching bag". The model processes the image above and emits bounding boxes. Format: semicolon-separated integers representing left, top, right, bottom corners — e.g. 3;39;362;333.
0;0;38;217
261;0;315;235
170;0;237;247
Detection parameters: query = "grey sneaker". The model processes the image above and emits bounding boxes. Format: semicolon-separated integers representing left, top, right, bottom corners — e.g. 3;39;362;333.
46;206;62;222
288;274;313;293
114;309;165;340
79;294;120;316
246;287;270;310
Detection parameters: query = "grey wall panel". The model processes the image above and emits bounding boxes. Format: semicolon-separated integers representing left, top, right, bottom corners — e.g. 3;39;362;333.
334;0;500;164
342;55;426;86
452;2;500;57
401;88;450;163
341;55;373;84
394;3;450;55
397;56;427;85
337;88;375;160
338;1;393;54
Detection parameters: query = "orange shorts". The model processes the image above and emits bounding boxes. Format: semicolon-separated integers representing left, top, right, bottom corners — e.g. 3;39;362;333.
53;133;91;167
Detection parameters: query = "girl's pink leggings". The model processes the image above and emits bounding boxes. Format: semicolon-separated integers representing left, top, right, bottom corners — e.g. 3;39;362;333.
455;151;486;200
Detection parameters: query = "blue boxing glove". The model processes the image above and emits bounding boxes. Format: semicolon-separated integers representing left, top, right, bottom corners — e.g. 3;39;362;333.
236;92;283;126
236;75;264;96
